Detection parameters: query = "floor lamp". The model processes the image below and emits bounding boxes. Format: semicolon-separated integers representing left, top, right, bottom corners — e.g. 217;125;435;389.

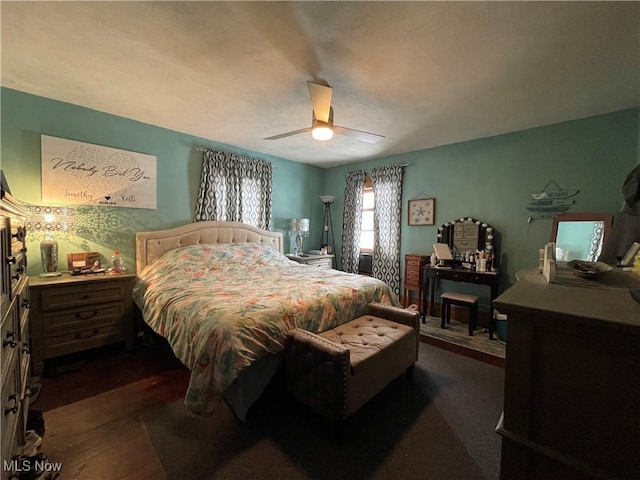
319;195;338;268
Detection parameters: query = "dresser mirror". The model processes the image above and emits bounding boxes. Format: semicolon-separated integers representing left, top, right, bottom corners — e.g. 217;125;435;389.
551;212;614;262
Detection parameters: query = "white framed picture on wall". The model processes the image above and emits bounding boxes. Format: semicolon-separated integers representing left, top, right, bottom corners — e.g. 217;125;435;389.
408;198;435;226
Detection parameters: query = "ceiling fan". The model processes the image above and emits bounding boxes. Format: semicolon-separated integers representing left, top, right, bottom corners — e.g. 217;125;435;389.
264;81;384;144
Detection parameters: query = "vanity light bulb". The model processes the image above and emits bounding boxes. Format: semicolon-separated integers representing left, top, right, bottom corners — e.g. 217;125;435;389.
487;235;493;240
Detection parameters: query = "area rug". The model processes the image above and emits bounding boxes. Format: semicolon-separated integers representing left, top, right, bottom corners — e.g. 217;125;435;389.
141;344;504;480
420;316;506;360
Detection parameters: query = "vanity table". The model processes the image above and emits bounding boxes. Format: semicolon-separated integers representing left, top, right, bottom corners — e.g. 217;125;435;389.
422;265;500;338
494;266;640;480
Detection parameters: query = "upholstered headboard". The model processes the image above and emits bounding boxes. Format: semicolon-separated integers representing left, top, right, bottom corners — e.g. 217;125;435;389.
135;221;283;272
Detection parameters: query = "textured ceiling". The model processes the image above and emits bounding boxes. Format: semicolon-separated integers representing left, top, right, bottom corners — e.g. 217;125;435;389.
2;2;639;168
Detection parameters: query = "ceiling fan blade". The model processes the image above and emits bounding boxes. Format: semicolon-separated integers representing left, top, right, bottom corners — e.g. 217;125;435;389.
264;127;312;141
307;81;332;123
333;125;384;144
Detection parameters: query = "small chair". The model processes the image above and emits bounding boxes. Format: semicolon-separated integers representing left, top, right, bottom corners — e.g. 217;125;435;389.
440;291;479;336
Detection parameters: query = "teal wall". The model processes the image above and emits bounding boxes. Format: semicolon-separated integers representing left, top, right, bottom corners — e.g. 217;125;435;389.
0;88;325;275
2;87;637;297
324;108;639;295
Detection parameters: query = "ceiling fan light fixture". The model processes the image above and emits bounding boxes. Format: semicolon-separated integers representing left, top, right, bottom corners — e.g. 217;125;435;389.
312;124;333;141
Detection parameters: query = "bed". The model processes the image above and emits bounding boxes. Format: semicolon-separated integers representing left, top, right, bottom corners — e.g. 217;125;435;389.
133;221;400;419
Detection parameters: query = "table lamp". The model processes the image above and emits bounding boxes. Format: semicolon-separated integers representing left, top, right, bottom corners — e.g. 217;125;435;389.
27;205;74;277
290;218;310;256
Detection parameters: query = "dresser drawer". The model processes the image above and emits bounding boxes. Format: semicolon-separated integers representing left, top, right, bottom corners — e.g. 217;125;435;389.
1;361;20;470
42;282;127;310
405;266;421;277
405;273;420;286
45;322;124;358
1;300;19;383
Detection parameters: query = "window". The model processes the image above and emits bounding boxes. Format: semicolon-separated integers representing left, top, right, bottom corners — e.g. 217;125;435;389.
360;176;374;252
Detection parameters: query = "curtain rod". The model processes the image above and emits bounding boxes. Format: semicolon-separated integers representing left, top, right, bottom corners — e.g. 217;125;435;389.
195;146;412;169
195;146;279;168
346;163;412;174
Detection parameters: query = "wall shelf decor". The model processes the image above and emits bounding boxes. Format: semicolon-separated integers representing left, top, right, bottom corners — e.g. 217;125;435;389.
528;180;579;219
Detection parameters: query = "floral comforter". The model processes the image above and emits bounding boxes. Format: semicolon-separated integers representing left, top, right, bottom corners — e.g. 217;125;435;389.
133;243;399;415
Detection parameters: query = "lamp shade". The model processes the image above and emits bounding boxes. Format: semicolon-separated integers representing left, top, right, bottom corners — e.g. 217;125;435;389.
319;195;335;204
290;218;310;232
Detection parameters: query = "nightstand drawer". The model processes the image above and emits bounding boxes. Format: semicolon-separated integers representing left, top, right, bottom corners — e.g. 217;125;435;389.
42;283;126;310
45;323;124;358
305;258;332;268
44;303;125;331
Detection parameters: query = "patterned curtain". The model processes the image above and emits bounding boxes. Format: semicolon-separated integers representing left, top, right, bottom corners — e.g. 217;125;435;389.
341;170;365;273
370;164;404;297
194;149;273;229
587;220;605;261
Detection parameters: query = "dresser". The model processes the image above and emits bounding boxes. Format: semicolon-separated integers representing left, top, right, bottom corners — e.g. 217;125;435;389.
286;254;334;268
29;272;136;376
1;189;30;480
403;254;428;310
494;266;640;480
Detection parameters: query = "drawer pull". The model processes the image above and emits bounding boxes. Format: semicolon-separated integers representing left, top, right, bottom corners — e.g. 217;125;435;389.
82;294;91;300
4;394;19;415
6;256;16;265
3;332;16;348
75;311;98;320
75;329;99;339
21;342;31;354
21;298;29;309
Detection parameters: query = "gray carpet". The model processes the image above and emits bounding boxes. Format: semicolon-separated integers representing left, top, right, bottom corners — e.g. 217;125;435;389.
141;343;504;480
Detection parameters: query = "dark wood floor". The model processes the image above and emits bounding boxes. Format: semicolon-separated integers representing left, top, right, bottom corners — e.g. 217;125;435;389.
31;327;502;480
32;339;189;480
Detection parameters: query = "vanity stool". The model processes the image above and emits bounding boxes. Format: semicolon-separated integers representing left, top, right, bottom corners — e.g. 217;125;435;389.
441;291;479;336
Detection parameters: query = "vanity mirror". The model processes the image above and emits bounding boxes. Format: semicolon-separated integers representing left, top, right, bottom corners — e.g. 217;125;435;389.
436;217;496;258
550;212;613;262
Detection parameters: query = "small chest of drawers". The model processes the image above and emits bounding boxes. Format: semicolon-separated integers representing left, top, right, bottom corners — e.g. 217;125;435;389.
29;272;136;376
403;254;428;311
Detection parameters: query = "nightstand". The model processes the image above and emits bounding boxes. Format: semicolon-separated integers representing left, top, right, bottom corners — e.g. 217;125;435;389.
29;272;136;376
286;254;334;268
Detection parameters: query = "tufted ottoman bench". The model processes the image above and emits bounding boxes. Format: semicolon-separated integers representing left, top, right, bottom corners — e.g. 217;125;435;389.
286;303;420;431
